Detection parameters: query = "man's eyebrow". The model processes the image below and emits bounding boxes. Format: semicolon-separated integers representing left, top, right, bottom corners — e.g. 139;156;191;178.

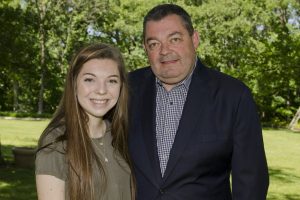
168;31;182;37
145;37;158;43
145;31;183;43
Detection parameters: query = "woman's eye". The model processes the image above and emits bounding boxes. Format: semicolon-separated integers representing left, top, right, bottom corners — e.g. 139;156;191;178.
108;79;118;84
84;78;94;82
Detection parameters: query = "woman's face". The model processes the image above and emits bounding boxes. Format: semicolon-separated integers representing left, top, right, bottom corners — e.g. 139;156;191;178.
76;58;121;120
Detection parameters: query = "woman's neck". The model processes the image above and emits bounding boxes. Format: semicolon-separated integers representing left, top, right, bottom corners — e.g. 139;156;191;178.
88;118;106;138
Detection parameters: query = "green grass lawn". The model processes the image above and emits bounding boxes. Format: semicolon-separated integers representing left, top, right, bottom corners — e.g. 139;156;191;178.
0;118;49;162
0;118;49;200
0;118;300;200
263;129;300;200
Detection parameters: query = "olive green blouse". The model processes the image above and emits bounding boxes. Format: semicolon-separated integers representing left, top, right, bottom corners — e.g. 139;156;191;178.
35;122;132;200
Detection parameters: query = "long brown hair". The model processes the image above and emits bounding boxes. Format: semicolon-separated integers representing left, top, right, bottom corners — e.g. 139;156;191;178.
37;43;134;199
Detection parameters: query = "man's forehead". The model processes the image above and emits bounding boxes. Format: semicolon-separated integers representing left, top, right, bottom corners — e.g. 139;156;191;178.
145;14;184;26
145;16;187;36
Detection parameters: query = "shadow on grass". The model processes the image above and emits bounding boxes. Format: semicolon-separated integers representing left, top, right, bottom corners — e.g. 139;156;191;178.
268;193;300;200
0;165;36;200
0;144;37;200
1;144;16;162
269;167;300;183
267;167;300;200
283;194;300;200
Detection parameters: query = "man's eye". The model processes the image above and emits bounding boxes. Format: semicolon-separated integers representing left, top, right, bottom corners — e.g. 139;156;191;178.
148;42;160;50
170;37;181;43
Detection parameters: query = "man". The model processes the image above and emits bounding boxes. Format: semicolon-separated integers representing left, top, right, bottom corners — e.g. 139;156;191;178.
128;3;269;200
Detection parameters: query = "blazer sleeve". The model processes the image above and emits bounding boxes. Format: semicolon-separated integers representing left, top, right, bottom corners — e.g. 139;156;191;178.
231;87;269;199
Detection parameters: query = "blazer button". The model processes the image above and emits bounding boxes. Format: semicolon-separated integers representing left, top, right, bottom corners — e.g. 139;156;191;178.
159;188;165;194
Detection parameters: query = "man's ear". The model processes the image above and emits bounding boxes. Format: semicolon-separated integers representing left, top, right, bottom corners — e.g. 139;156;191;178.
192;31;200;49
143;43;147;52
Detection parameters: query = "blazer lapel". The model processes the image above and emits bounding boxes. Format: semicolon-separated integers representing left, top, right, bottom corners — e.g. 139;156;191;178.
163;60;211;181
132;71;162;187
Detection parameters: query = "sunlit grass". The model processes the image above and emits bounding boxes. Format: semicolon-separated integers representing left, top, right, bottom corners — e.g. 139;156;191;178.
0;118;48;145
0;118;49;162
263;129;300;199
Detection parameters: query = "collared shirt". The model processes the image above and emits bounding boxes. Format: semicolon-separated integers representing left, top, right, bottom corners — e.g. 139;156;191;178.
155;63;195;176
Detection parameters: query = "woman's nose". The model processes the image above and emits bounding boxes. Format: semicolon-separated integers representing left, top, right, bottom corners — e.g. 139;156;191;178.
96;82;107;94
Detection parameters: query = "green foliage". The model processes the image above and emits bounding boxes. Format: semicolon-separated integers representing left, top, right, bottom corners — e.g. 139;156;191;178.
0;0;299;126
0;112;51;118
0;3;39;112
190;0;300;126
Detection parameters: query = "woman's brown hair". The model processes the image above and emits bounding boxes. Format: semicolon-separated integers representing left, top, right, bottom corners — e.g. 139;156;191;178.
37;43;134;199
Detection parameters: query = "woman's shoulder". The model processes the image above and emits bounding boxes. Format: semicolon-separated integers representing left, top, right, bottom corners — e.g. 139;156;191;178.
38;126;66;153
35;126;67;180
41;126;65;142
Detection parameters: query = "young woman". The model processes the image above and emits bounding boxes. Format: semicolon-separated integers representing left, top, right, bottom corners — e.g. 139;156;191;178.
35;43;134;200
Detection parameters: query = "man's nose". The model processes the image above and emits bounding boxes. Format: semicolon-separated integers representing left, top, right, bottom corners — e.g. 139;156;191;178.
159;42;171;55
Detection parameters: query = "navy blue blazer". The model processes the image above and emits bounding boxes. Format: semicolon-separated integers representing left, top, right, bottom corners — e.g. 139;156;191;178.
128;59;269;200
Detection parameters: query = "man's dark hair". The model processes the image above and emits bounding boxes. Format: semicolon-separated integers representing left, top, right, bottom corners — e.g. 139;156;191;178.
143;4;194;40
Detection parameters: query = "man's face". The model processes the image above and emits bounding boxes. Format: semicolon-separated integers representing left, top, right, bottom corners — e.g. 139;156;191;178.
144;14;199;91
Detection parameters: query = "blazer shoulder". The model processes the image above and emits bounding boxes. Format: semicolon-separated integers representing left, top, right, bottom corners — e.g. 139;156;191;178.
129;66;151;79
203;66;250;93
128;66;153;89
195;63;253;104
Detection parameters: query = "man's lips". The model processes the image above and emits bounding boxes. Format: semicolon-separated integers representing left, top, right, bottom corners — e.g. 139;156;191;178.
160;59;179;64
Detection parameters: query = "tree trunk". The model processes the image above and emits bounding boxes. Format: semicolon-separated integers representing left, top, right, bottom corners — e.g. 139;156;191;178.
36;0;46;114
13;80;19;112
289;106;300;131
38;69;45;114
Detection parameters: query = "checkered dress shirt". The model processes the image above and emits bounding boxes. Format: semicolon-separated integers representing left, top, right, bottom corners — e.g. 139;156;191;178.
155;70;193;176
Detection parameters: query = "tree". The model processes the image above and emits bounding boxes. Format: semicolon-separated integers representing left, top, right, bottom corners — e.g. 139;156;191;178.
0;2;38;112
0;0;299;126
24;0;108;113
190;0;300;126
35;0;47;114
